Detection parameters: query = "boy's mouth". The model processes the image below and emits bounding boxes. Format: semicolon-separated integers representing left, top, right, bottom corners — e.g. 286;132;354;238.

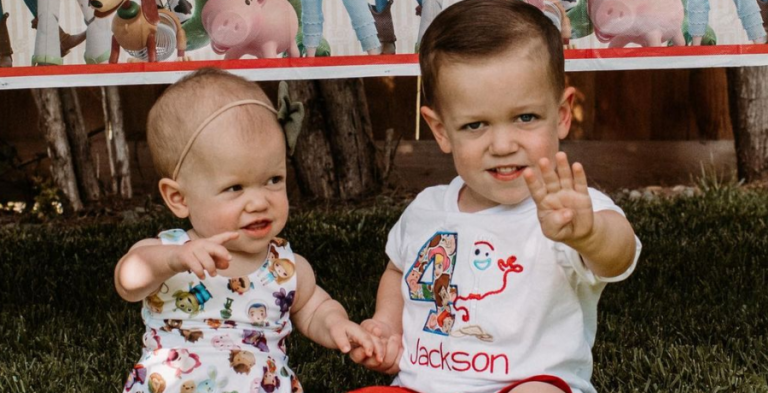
242;220;272;238
488;165;526;180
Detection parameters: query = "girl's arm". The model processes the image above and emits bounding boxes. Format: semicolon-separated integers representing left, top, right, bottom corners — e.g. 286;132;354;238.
114;231;237;302
291;254;378;356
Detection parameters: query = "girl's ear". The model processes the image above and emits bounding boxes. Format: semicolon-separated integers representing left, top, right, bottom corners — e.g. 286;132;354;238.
158;178;189;218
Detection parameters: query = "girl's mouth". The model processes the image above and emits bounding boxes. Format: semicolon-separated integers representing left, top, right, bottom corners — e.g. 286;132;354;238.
242;220;272;238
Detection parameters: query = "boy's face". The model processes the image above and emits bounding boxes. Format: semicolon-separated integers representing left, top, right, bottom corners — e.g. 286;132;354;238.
422;47;574;212
177;109;289;260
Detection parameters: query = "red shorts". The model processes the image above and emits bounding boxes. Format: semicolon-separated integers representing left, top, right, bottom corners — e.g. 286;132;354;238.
349;374;572;393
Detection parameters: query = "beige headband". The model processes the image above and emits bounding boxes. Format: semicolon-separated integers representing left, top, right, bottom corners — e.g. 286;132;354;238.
172;99;278;181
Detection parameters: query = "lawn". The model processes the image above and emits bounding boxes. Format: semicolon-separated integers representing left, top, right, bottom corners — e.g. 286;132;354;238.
0;185;767;392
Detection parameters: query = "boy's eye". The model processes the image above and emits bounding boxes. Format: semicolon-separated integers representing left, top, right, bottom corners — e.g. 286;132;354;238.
225;185;243;192
462;122;484;131
267;176;284;185
518;114;537;122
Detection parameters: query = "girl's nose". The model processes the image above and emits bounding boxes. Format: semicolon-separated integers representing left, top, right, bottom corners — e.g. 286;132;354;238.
244;190;269;212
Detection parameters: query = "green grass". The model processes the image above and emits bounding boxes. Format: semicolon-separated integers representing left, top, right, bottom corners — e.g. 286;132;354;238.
1;187;767;392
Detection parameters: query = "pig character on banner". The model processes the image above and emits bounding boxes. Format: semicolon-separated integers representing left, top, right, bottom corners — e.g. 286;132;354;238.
300;0;381;57
687;0;767;45
90;0;188;63
201;0;299;59
587;0;685;47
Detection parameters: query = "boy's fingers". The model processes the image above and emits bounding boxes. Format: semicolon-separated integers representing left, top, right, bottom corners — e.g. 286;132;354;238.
349;346;368;364
523;168;547;204
208;231;240;245
350;328;375;357
556;152;574;191
572;162;589;194
540;158;561;194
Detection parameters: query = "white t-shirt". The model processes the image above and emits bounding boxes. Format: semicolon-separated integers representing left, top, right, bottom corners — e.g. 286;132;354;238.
386;177;641;393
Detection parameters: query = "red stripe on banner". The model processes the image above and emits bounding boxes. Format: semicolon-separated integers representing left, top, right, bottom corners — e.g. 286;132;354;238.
0;54;420;78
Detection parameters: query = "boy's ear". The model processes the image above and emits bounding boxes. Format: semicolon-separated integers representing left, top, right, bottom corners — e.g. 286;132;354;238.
158;178;189;219
557;86;576;140
420;105;453;154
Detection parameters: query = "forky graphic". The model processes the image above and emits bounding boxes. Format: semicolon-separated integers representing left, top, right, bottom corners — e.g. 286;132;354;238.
450;240;523;342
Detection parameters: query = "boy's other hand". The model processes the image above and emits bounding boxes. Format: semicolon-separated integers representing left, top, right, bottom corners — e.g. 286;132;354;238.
329;319;383;360
167;232;238;280
349;319;403;374
523;152;594;244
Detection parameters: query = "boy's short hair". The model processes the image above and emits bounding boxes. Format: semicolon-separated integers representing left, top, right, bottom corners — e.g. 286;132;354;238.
419;0;565;108
147;67;275;179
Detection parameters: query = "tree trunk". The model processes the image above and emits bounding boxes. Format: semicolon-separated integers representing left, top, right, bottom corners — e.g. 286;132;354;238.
318;78;380;200
106;86;132;199
60;88;101;202
727;66;768;183
288;78;382;200
31;88;83;212
288;80;338;199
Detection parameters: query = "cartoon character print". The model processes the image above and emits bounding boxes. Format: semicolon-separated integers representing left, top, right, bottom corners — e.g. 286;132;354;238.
471;240;495;271
164;348;202;378
161;319;183;332
212;334;241;351
257;244;296;286
227;277;254;295
450;238;524;342
229;349;257;374
195;366;229;393
148;372;166;393
242;329;269;352
142;329;162;357
290;372;303;393
207;319;237;330
180;380;197;393
273;288;295;318
180;328;204;343
124;364;147;391
246;302;270;327
405;233;459;336
145;283;169;314
173;282;212;317
221;298;234;319
277;337;287;355
259;357;280;393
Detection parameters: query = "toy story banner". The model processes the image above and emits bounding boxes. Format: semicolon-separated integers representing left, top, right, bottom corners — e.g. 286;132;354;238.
1;0;768;89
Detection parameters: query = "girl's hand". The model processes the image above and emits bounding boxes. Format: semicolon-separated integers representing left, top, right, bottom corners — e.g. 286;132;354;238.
523;152;594;244
167;232;239;279
329;320;384;360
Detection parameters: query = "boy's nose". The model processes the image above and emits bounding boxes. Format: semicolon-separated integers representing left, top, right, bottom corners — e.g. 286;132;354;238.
488;127;519;156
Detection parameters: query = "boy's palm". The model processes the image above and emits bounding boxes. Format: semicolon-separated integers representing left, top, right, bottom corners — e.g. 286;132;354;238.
168;232;238;279
349;318;402;374
524;153;594;243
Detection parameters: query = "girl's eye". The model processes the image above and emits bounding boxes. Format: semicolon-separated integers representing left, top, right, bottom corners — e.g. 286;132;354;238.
462;122;484;130
226;185;243;192
519;114;537;122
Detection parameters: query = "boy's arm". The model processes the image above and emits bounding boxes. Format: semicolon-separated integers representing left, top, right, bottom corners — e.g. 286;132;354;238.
291;254;379;356
350;260;404;374
524;152;637;279
566;210;637;278
367;261;404;336
114;232;237;302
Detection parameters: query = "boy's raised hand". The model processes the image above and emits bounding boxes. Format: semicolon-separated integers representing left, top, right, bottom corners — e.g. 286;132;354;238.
523;152;594;244
349;319;403;374
167;232;239;279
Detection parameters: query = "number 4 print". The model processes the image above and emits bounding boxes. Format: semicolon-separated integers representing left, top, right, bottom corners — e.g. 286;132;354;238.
404;232;459;336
